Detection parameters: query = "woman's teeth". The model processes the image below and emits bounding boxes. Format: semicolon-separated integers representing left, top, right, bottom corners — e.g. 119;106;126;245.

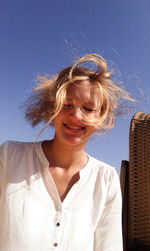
69;126;82;129
65;124;84;130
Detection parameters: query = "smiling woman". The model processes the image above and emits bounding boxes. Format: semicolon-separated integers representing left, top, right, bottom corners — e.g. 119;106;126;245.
25;54;132;134
53;80;101;147
0;53;133;251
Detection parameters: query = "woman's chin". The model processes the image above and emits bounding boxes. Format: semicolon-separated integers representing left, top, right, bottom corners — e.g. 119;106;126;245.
64;135;85;146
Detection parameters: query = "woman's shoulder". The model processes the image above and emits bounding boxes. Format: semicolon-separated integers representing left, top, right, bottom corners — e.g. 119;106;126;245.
0;141;42;175
89;154;119;181
0;140;34;152
89;155;121;196
0;140;41;148
0;141;41;161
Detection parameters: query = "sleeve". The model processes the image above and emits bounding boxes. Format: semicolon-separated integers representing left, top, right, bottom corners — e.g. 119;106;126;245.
94;168;123;251
0;141;8;194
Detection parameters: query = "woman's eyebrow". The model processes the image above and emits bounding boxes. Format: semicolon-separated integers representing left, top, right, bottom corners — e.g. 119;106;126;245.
84;101;95;106
66;98;74;102
66;98;96;107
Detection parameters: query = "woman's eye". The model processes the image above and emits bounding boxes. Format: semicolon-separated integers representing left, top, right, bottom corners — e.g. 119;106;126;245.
83;107;94;112
64;104;73;108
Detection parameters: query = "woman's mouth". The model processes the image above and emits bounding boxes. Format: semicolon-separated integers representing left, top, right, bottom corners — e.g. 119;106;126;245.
63;123;85;131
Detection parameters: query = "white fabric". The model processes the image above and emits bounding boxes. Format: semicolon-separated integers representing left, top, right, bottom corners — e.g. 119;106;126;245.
0;141;123;251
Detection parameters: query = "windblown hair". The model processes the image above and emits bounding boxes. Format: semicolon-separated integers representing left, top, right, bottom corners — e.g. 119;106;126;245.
25;53;134;134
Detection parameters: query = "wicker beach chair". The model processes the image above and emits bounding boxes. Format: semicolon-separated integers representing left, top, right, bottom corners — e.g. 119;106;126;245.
120;112;150;251
120;160;129;251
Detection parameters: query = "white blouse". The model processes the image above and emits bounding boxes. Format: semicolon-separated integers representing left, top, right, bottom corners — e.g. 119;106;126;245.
0;141;123;251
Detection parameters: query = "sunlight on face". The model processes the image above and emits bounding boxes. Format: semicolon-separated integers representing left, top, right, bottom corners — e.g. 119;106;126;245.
53;80;101;147
64;80;100;118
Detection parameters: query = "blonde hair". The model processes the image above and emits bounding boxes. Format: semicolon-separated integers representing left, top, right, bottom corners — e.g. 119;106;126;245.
25;53;134;134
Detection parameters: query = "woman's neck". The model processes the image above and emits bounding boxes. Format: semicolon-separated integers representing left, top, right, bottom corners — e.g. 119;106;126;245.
42;138;88;170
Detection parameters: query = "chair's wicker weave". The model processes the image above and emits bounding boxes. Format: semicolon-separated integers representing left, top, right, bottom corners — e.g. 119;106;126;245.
128;112;150;247
120;160;129;251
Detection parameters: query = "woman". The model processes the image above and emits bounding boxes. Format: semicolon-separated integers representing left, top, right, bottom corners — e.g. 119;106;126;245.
0;54;132;251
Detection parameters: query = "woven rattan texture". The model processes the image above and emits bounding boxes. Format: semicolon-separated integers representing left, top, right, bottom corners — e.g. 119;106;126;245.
128;112;150;244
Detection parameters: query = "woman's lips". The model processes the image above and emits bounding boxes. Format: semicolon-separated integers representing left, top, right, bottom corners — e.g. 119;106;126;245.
63;123;85;131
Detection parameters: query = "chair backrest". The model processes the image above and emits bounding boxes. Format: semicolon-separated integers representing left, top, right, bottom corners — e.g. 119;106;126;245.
120;160;129;251
128;112;150;248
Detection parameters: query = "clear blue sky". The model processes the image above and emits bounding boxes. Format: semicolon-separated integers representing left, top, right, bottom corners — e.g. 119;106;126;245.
0;0;150;173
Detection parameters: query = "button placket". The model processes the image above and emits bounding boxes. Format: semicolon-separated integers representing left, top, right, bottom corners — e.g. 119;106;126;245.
51;205;62;249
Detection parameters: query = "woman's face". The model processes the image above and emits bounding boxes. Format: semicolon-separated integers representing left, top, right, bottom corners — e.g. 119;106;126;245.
53;80;100;148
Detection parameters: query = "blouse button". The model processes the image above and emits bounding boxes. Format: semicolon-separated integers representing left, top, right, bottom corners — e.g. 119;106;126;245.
56;222;60;227
53;242;58;247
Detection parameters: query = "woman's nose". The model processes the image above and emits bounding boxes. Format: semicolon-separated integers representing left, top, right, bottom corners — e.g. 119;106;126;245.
70;107;83;120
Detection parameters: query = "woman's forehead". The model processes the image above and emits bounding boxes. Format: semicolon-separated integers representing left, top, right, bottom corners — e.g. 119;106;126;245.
66;81;100;105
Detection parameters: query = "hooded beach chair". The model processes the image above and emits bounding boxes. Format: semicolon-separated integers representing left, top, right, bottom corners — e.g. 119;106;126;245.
120;112;150;251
